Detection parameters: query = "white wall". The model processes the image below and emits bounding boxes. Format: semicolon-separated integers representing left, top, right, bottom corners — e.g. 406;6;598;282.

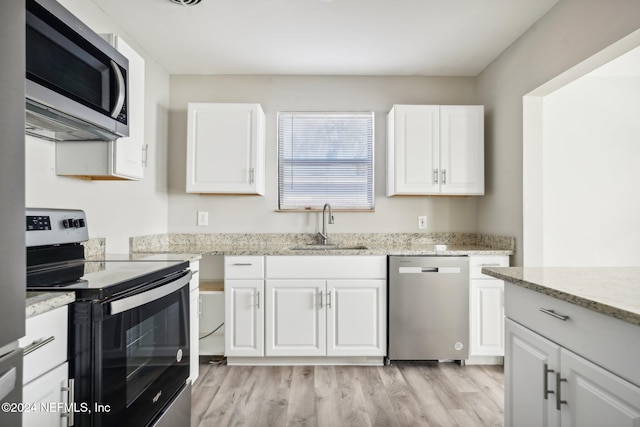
476;0;640;266
541;76;640;266
167;75;480;234
25;0;171;253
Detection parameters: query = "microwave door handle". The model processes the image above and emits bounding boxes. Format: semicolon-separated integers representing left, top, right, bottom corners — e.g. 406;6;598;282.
110;60;126;119
109;271;192;315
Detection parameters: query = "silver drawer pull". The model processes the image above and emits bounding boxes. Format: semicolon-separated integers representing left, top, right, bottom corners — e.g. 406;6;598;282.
479;263;502;267
540;308;569;321
232;263;252;266
23;336;55;356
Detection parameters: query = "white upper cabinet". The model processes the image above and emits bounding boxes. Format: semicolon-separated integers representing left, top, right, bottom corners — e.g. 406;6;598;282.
186;103;265;194
387;105;484;196
56;34;146;180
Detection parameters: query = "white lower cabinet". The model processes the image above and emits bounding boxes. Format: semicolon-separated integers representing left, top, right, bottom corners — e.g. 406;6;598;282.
225;255;387;364
265;280;325;357
468;255;509;362
22;363;70;427
225;280;264;357
20;305;72;427
326;280;386;357
505;284;640;427
265;279;386;357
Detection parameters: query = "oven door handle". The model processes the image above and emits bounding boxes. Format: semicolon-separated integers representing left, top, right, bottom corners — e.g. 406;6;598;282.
110;271;192;315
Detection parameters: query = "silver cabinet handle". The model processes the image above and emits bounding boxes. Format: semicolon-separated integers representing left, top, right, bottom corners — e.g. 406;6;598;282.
249;168;255;184
442;169;447;184
198;295;203;317
540;308;569;321
434;169;439;183
327;290;332;309
479;263;502;267
543;363;555;400
256;290;260;309
233;263;253;266
556;372;567;410
61;378;75;426
0;367;16;402
319;291;323;308
23;336;55;356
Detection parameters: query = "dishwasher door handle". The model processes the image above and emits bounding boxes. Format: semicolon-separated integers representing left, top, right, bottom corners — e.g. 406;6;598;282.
398;267;461;274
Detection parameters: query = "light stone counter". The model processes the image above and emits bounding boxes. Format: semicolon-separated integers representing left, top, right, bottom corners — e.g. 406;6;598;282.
130;232;514;257
26;291;75;319
481;267;640;326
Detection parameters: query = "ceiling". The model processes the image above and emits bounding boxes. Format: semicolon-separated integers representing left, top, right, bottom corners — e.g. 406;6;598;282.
90;0;560;76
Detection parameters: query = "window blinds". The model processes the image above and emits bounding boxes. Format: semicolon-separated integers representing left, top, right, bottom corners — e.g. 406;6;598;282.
277;112;374;210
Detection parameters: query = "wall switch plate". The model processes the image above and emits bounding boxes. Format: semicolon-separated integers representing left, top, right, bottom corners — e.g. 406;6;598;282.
197;211;209;226
418;215;427;229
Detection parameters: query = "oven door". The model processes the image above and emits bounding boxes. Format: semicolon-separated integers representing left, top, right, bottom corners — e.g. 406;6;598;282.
89;271;191;427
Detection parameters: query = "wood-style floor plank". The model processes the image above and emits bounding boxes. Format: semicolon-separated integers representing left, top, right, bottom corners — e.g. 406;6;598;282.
191;362;504;427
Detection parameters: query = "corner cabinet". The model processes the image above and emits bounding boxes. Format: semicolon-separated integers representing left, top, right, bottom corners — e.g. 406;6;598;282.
504;283;640;427
56;34;146;180
186;103;265;195
387;105;484;196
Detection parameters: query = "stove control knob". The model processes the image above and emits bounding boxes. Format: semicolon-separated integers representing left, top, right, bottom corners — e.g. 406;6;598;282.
78;218;86;228
63;219;72;229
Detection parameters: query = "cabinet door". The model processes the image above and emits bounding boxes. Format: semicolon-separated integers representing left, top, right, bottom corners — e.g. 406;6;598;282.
225;280;264;357
55;35;146;180
560;349;640;427
439;105;484;195
23;362;70;427
186;103;265;194
388;105;440;195
326;280;386;356
265;280;325;356
470;278;504;356
505;319;560;427
111;35;145;180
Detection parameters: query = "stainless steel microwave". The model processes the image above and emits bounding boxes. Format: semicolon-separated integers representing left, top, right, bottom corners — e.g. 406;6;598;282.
25;0;130;142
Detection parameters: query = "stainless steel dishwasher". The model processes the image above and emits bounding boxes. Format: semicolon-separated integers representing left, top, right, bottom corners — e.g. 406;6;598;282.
388;256;469;362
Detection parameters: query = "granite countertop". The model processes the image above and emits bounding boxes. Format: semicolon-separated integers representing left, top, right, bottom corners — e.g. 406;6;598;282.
130;232;515;257
26;291;75;319
481;267;640;326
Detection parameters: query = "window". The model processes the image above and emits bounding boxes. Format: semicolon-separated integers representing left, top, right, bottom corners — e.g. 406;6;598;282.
277;111;375;211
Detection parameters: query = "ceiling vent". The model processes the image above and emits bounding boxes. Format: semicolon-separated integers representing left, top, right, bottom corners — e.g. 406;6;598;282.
169;0;202;5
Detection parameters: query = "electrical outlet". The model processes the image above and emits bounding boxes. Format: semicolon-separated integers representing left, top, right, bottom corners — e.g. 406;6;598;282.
197;211;209;226
418;215;427;229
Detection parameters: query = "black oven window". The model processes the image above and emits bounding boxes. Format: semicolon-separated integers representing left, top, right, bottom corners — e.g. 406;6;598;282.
125;301;181;405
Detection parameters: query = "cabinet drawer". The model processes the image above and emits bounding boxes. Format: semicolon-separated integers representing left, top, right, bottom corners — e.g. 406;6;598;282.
19;306;68;385
469;255;509;279
224;256;264;279
266;256;386;279
505;283;640;387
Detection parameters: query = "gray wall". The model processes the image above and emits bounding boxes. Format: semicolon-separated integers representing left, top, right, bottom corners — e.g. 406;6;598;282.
475;0;640;266
168;75;480;234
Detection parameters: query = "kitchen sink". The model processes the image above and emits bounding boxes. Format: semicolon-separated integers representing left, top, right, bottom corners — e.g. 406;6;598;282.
287;244;368;251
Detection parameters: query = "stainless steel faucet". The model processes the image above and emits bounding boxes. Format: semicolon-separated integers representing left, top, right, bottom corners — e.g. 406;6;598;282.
317;203;334;245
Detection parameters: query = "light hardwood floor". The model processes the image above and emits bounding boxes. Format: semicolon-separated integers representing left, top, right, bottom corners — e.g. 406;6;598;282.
191;361;504;427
